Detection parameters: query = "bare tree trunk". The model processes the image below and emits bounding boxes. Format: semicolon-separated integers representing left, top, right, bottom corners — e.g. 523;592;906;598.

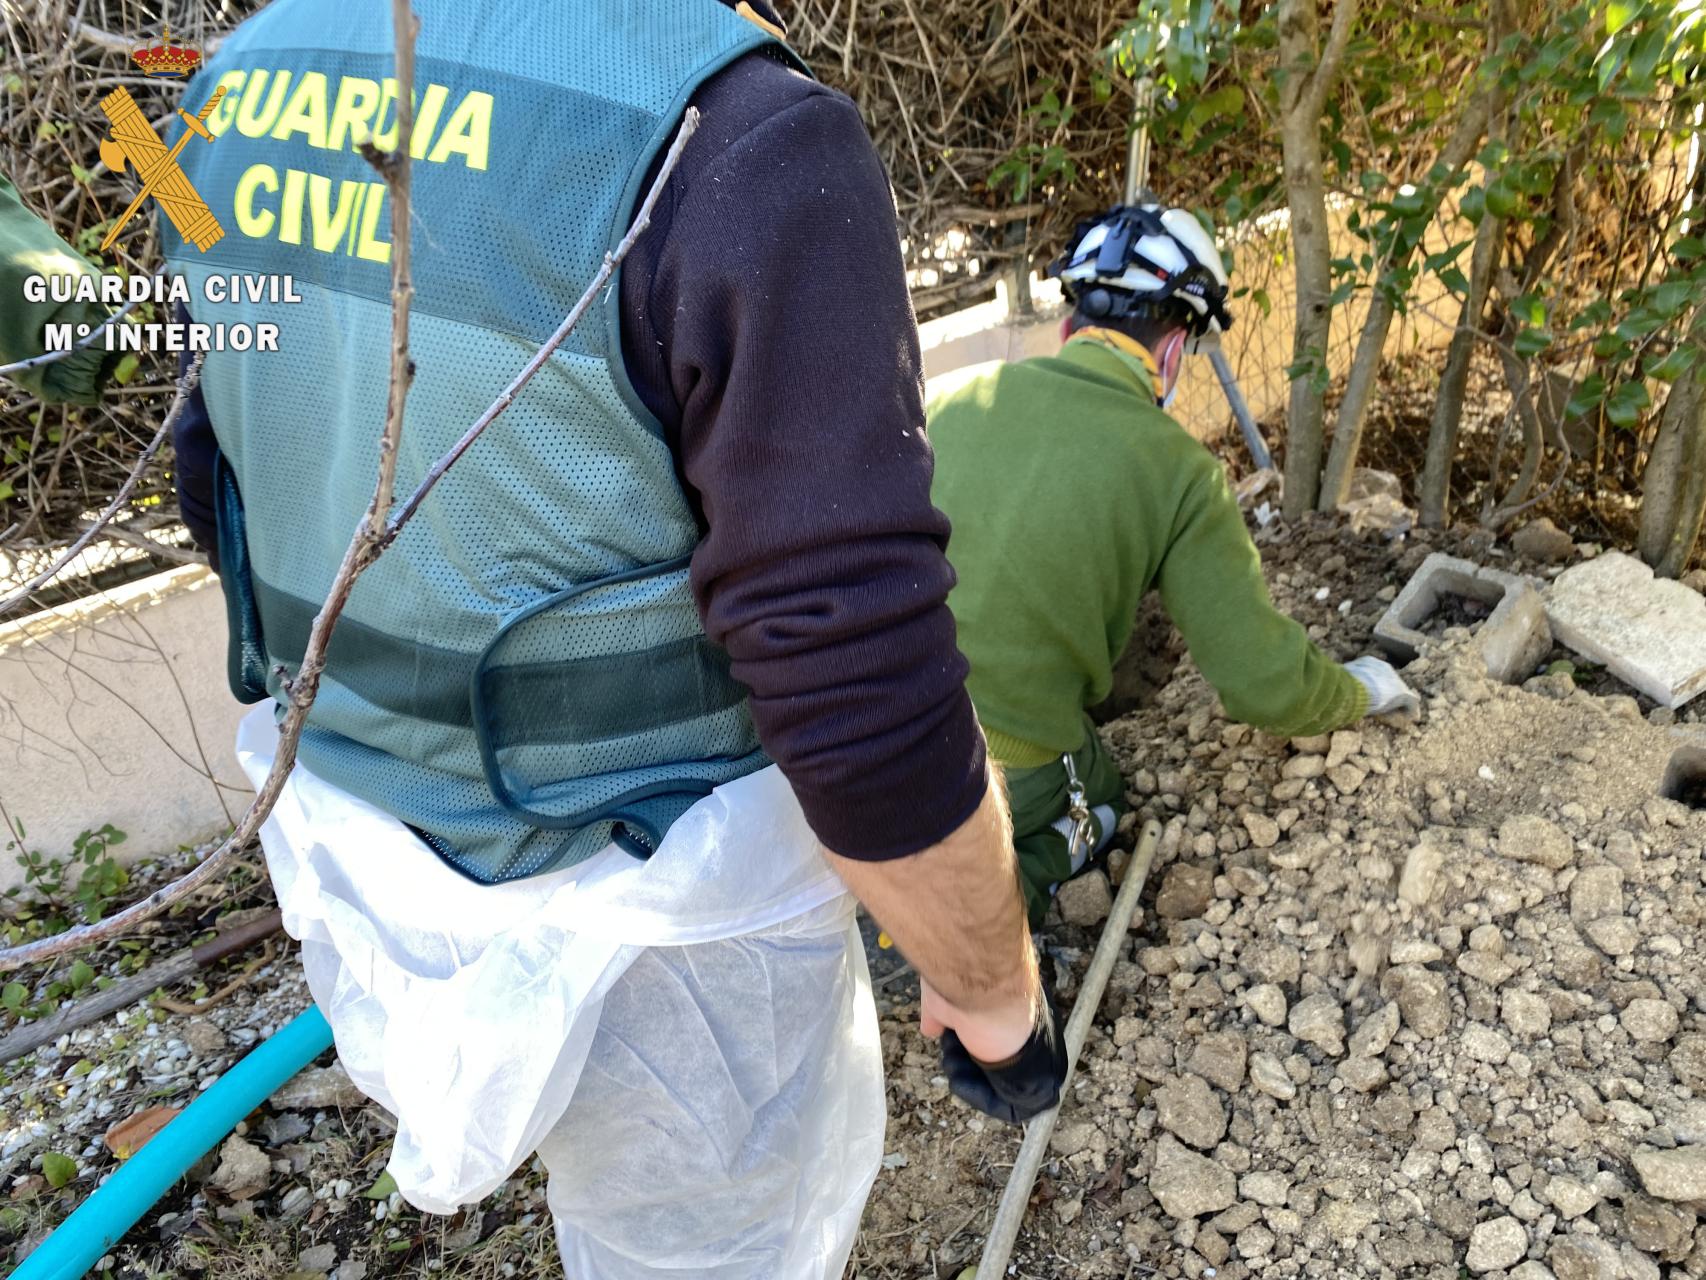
1318;93;1491;510
1418;211;1504;527
1484;148;1580;528
1640;339;1706;577
1417;0;1518;529
1483;381;1545;528
1278;0;1361;520
1662;417;1706;578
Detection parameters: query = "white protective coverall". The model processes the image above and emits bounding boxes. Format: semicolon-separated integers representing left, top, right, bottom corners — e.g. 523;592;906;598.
236;706;886;1278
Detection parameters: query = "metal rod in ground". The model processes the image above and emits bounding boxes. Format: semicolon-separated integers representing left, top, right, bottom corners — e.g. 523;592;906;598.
1121;86;1274;472
0;910;283;1066
977;819;1162;1276
1123;79;1154;204
1210;347;1274;471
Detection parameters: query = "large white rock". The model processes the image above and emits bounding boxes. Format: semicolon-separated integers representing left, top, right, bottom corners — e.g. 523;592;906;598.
1149;1135;1236;1219
1545;552;1706;708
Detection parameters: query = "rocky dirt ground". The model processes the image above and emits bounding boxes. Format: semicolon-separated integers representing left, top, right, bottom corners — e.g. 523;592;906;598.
4;511;1706;1280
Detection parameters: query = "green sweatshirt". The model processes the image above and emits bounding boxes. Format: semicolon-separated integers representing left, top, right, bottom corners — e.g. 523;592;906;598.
928;333;1367;767
0;173;119;404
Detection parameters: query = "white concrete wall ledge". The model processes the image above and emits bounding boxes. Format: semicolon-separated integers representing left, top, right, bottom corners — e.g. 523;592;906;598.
0;565;252;892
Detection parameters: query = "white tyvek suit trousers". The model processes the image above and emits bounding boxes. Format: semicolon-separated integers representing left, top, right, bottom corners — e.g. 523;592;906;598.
236;706;885;1279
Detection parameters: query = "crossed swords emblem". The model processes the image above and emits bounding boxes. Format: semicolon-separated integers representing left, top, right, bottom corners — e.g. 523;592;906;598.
97;85;227;253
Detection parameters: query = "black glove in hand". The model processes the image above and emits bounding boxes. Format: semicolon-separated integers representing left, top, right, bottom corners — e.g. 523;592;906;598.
940;988;1069;1125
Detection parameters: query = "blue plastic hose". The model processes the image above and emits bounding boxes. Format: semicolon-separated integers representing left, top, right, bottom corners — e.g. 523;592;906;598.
12;1006;335;1280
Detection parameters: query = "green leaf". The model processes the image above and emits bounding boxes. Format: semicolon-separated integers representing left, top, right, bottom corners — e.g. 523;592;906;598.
1628;27;1666;83
0;481;13;503
1646;345;1701;382
1573;299;1616;329
41;1153;77;1189
68;960;94;993
1597;41;1627;92
112;354;140;387
1201;84;1244;118
1592;331;1628;360
1606;379;1652;426
1604;0;1635;34
1566;373;1608;419
1484;182;1522;219
1;982;25;1010
1588;99;1628;135
1651;281;1697;318
69;1059;93;1077
1513;327;1554;358
364;1170;399;1200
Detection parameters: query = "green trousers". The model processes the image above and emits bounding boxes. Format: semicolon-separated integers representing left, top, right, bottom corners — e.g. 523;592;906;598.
1002;718;1128;927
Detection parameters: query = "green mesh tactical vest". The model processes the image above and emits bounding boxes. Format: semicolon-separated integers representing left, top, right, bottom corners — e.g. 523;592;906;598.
161;0;792;882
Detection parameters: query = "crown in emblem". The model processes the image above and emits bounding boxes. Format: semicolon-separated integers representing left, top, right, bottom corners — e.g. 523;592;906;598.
131;26;202;78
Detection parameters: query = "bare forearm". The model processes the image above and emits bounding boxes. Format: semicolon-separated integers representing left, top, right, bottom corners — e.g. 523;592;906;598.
823;770;1037;1014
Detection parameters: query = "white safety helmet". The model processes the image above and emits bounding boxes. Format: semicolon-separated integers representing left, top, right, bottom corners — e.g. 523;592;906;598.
1048;202;1233;342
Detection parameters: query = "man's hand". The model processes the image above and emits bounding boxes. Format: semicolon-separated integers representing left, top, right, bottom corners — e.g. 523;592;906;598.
925;977;1068;1125
920;977;1037;1062
822;769;1051;1125
1345;655;1421;717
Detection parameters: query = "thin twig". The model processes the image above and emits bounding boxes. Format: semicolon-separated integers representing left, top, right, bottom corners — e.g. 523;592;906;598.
0;286;150;378
0;0;421;973
378;106;702;548
359;0;418;541
1308;0;1364;121
72;518;206;566
154;937;276;1014
0;102;704;975
0;352;204;620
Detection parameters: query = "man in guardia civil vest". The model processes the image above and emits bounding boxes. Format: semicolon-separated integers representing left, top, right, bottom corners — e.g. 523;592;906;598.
166;1;1063;1273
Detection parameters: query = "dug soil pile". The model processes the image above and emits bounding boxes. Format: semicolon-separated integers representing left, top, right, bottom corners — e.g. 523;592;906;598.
860;518;1706;1280
7;519;1706;1280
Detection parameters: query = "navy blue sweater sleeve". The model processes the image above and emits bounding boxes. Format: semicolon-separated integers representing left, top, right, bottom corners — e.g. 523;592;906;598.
619;62;988;860
171;302;220;573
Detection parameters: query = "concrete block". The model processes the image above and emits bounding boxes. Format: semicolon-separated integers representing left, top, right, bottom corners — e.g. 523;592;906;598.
1375;553;1552;684
1545;552;1706;709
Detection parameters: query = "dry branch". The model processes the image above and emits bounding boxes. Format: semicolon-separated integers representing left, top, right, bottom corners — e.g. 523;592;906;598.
0;91;705;974
0;909;281;1065
0;351;205;620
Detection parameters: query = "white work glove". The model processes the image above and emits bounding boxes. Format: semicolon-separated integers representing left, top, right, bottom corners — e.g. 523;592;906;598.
1344;656;1421;717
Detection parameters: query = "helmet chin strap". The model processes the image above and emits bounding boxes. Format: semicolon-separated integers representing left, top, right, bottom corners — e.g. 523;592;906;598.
1156;330;1187;408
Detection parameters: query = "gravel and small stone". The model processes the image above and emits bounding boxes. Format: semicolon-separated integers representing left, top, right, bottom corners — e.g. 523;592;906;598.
7;515;1706;1280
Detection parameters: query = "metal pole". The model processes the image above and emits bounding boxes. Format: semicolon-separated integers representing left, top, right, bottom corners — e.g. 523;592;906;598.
976;820;1162;1276
1211;347;1273;470
1122;85;1273;469
1124;78;1154;204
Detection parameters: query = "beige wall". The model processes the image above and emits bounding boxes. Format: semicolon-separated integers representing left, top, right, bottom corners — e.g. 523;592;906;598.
0;567;250;892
